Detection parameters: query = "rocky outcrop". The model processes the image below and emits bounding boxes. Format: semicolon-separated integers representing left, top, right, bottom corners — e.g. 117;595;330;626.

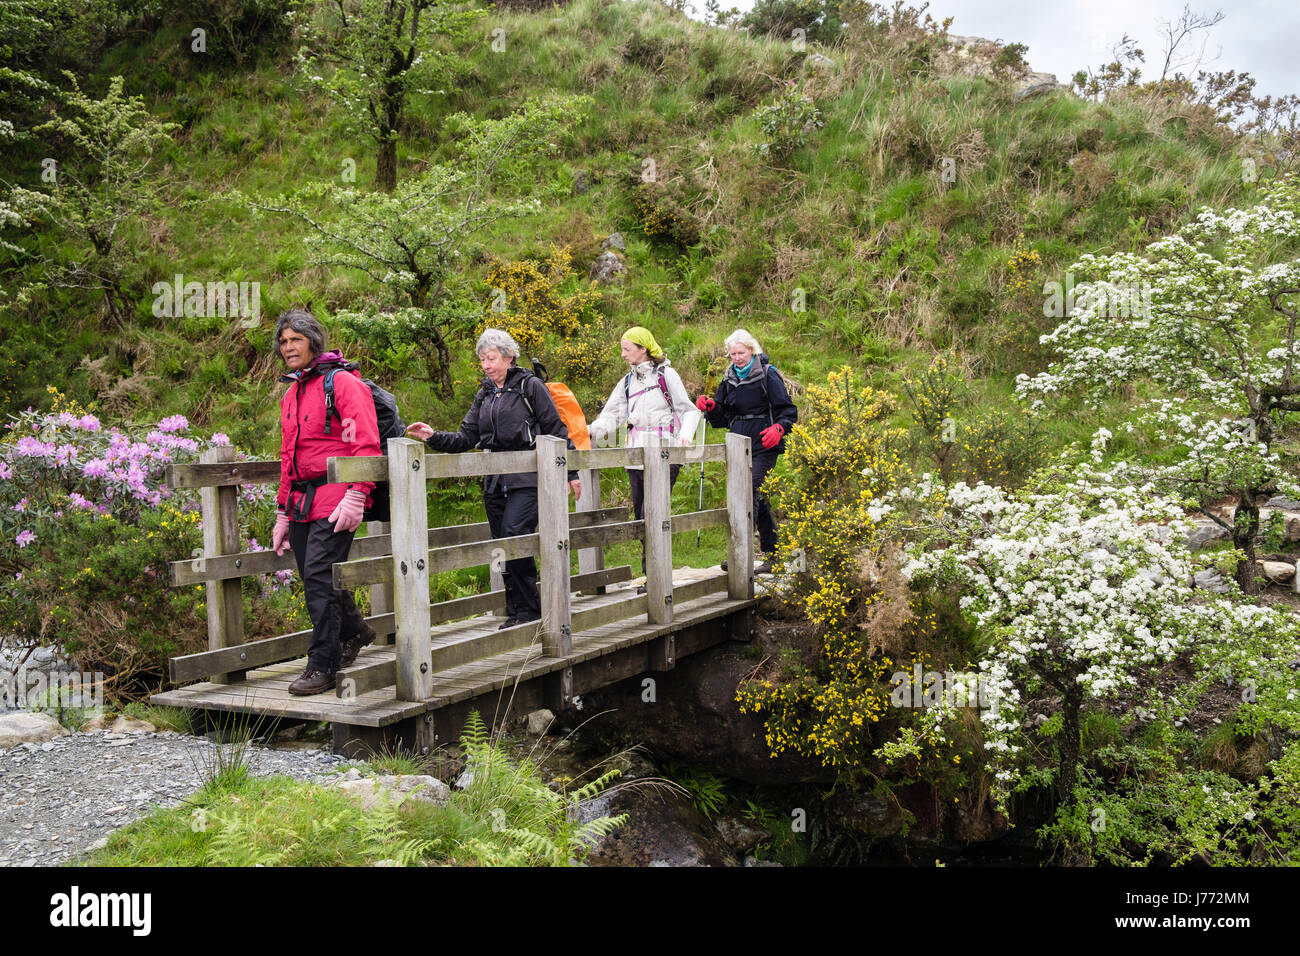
589;250;626;283
0;713;68;749
580;785;738;866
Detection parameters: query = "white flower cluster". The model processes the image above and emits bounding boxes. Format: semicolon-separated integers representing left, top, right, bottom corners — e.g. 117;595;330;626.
894;464;1288;796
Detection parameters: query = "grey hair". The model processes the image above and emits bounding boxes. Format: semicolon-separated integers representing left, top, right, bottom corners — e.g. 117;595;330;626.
476;328;520;361
273;309;326;360
725;327;762;355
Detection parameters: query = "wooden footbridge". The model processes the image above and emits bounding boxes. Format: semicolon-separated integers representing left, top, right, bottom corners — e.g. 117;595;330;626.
151;434;759;756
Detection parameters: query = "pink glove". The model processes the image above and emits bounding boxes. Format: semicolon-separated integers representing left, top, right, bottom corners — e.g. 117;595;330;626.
273;512;292;556
696;395;715;412
328;488;368;534
760;423;784;450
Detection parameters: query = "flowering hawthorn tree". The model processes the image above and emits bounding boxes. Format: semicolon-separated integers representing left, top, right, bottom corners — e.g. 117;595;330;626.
892;459;1300;807
1015;174;1300;592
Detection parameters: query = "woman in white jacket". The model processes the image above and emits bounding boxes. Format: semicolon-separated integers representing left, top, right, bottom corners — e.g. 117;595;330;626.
588;326;700;577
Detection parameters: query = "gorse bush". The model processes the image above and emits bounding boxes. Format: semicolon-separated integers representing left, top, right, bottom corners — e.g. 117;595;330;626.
737;367;909;769
481;244;603;356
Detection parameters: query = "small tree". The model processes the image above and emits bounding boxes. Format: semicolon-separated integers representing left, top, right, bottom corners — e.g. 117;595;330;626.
238;97;589;396
1016;175;1300;592
296;0;485;192
892;460;1300;808
6;74;178;327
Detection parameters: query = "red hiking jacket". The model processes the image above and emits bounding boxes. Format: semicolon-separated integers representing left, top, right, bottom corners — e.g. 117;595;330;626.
276;352;380;522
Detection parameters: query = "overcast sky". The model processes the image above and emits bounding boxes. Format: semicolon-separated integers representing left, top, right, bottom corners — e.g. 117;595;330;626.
690;0;1299;101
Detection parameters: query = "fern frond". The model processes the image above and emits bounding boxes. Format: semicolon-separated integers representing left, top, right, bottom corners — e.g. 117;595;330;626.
568;767;622;804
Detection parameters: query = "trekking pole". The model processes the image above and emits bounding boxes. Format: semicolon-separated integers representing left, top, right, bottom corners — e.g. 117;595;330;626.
696;417;706;548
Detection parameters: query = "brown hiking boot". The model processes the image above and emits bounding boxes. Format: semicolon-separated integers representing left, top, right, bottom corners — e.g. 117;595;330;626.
288;668;335;696
339;622;377;668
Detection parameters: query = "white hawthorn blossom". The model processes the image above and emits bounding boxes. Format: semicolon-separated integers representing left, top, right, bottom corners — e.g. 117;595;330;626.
890;463;1300;801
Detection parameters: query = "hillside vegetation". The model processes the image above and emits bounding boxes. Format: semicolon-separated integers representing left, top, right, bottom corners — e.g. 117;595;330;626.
5;0;1300;866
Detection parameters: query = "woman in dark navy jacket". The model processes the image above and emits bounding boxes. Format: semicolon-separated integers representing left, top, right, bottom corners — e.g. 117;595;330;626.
695;328;797;573
406;329;580;628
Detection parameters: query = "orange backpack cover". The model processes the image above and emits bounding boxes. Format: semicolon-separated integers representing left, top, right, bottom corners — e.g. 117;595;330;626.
546;382;590;450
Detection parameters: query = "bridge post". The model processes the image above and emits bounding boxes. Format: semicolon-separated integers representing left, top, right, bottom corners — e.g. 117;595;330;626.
389;438;433;701
575;466;604;590
725;432;754;600
199;445;245;684
643;433;673;625
535;435;572;657
366;520;395;646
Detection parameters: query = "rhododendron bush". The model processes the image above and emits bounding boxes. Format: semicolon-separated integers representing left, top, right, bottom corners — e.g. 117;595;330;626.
1;390;304;698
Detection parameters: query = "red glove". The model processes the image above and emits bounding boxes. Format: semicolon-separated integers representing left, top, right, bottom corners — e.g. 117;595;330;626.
696;395;715;413
760;423;784;450
328;488;368;534
273;512;292;556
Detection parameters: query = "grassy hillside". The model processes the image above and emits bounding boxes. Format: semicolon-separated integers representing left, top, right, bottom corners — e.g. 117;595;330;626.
0;0;1276;467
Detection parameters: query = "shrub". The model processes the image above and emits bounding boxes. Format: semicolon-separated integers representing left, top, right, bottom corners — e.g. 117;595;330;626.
0;389;301;697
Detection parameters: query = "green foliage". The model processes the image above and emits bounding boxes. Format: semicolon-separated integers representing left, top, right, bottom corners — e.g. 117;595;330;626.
740;0;844;43
663;762;728;818
237;95;591;397
453;711;628;865
753;81;824;162
6;74;179;326
295;0;486;189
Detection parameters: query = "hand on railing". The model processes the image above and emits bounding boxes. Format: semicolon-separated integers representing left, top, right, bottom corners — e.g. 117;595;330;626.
695;395;715;413
569;478;582;500
406;422;434;441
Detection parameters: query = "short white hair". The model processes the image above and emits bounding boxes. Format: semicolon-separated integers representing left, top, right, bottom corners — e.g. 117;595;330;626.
476;328;520;360
725;328;761;355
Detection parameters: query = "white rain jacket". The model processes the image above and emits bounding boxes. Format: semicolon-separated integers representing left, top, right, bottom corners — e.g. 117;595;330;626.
588;358;701;469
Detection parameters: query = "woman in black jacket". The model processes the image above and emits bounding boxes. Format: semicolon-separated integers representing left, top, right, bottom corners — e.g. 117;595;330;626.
406;329;580;628
695;328;797;573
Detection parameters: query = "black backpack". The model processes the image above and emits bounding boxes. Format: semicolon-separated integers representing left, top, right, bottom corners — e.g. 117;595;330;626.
322;365;405;523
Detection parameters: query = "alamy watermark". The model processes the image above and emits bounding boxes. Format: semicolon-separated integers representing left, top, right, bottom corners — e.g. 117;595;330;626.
2;666;105;712
151;274;261;327
890;664;996;712
1042;272;1153;320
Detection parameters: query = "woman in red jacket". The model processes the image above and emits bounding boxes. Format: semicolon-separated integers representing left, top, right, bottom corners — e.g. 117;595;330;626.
271;310;382;696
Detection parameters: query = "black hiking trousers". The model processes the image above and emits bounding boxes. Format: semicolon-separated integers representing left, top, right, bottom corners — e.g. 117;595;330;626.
289;518;366;674
484;486;541;621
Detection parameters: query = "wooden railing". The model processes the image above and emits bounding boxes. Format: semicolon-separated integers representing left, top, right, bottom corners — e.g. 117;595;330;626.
163;432;754;702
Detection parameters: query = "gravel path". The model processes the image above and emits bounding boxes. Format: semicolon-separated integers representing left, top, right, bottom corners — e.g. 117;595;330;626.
0;730;353;867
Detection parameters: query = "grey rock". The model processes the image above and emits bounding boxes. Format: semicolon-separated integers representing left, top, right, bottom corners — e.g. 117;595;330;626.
573;171;591;195
743;856;783;866
1017;73;1060;99
525;708;555;736
0;713;69;749
589;251;626;284
600;232;625;252
1187;521;1229;549
1194;569;1232;593
806;53;834;71
714;816;769;853
109;716;156;735
1266;496;1300;511
336;773;450;810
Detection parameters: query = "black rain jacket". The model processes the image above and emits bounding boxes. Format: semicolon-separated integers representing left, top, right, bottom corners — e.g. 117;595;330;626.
703;353;798;456
425;364;577;493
